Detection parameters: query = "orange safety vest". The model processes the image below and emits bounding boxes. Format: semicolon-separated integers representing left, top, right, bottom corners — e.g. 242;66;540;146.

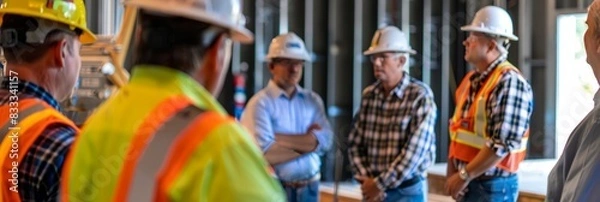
61;95;234;202
449;61;529;172
0;98;79;202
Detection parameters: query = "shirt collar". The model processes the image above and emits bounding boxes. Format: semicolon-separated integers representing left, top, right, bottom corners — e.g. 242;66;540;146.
265;80;306;99
374;71;410;99
2;78;61;110
470;54;508;86
128;65;226;113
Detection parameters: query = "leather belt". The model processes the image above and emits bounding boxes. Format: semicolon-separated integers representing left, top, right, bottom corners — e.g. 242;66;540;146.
397;176;423;189
280;174;321;188
474;173;516;181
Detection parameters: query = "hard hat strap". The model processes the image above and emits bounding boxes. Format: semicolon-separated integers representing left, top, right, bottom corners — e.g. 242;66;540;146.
503;41;511;51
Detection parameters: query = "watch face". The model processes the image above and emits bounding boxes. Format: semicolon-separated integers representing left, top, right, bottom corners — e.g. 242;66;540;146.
459;168;468;180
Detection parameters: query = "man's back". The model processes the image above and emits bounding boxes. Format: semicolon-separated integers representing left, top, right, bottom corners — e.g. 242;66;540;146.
62;67;285;202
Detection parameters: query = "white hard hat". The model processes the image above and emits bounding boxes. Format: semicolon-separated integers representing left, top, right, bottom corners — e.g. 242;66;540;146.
364;26;416;55
124;0;254;44
265;32;311;62
461;6;518;41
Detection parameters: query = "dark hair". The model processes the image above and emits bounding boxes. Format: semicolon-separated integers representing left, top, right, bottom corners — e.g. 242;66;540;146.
1;14;78;64
133;11;225;74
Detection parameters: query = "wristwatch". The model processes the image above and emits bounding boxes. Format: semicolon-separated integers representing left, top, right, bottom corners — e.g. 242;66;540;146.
459;167;470;181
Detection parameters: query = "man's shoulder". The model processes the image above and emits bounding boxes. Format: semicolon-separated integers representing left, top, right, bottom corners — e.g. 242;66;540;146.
302;90;325;105
498;66;531;86
361;83;379;97
246;89;273;107
407;77;435;98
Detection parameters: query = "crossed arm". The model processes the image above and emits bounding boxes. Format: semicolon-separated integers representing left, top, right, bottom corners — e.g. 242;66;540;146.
264;130;318;165
240;97;332;166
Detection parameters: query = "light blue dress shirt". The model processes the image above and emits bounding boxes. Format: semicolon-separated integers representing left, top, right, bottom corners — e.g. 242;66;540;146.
547;89;600;202
241;80;333;182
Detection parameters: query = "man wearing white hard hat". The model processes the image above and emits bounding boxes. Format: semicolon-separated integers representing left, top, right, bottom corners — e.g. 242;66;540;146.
60;0;286;201
241;32;333;202
444;5;533;202
348;25;437;202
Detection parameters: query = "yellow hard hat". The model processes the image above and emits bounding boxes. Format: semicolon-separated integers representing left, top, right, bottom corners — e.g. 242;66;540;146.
0;0;96;44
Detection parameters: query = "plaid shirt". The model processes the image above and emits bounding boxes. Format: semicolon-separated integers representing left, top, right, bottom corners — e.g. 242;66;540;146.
348;72;437;190
453;55;534;176
0;79;76;202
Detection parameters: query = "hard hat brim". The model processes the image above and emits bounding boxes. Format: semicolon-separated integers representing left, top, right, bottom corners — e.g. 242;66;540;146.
126;1;254;44
363;48;417;56
80;30;97;44
266;53;312;62
460;25;519;41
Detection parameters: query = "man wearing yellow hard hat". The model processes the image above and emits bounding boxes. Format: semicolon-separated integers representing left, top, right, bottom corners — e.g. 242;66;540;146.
60;0;286;201
0;0;96;201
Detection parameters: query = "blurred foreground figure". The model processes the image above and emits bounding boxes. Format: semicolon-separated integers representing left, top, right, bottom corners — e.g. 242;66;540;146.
547;1;600;201
60;0;285;201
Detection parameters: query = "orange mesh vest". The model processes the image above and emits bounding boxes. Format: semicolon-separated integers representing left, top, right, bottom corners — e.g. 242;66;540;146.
448;61;529;172
0;98;79;202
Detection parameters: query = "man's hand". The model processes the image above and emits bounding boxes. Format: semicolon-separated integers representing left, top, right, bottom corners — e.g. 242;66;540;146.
356;176;385;202
444;173;469;200
307;123;321;134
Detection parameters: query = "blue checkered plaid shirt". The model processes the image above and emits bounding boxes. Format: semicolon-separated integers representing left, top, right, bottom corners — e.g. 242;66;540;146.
0;79;76;202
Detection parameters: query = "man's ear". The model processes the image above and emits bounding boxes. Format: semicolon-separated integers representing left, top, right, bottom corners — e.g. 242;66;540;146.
398;55;407;67
202;34;229;74
51;39;69;69
268;63;275;71
195;34;232;96
488;40;497;53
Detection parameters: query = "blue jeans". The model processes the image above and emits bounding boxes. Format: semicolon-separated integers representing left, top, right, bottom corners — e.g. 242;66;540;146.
381;178;427;202
461;175;518;202
281;180;319;202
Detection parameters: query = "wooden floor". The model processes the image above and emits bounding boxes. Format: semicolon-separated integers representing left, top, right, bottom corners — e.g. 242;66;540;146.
319;186;453;202
319;160;553;202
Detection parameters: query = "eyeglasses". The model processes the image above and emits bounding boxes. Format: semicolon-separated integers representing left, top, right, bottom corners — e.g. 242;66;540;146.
369;54;400;63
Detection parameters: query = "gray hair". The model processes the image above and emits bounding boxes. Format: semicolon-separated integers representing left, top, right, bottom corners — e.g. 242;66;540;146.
397;52;410;69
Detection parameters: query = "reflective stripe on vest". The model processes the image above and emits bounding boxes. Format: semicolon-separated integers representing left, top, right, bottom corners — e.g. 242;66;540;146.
449;61;529;172
125;105;204;202
155;111;232;202
453;130;529;153
0;99;78;202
